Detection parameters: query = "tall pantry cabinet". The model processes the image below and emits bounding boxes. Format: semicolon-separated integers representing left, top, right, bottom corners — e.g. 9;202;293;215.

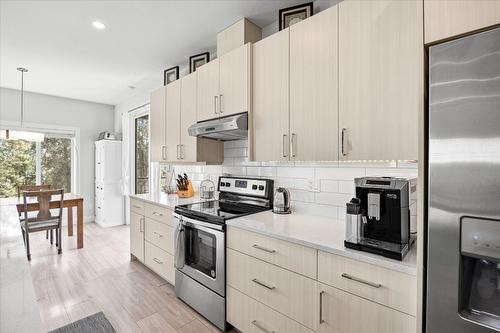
95;140;124;227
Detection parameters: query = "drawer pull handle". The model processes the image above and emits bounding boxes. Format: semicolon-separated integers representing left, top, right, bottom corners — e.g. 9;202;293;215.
153;258;163;265
252;320;274;333
319;290;325;324
341;273;382;288
133;205;142;209
252;244;276;254
153;231;164;238
252;278;275;290
152;212;163;216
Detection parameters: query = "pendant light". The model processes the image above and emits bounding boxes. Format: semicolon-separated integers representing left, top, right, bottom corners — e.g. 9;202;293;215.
0;67;44;142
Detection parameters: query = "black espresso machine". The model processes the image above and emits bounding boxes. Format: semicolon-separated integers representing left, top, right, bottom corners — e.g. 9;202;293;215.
344;176;416;260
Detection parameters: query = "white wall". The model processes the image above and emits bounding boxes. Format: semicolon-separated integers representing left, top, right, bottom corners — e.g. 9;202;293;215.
0;87;115;221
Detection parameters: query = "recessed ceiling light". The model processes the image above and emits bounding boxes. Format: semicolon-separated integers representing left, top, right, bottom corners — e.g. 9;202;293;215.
92;21;106;30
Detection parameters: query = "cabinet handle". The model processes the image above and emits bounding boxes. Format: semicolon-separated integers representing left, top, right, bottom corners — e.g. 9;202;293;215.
252;278;276;290
133;204;142;209
153;231;164;238
251;320;274;333
319;291;325;324
291;133;297;157
341;273;382;288
153;258;163;265
219;94;223;114
341;128;348;156
282;134;288;157
180;145;184;159
214;95;219;114
139;217;144;232
162;146;166;160
252;244;276;253
152;212;163;216
176;144;180;159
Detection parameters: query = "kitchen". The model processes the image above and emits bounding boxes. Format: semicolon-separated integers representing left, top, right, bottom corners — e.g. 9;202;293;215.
0;1;499;333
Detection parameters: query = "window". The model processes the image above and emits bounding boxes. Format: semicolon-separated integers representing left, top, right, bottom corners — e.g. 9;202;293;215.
0;136;73;198
135;115;149;194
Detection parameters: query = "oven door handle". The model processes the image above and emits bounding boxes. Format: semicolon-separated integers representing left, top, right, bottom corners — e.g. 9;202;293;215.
173;213;225;231
174;218;185;269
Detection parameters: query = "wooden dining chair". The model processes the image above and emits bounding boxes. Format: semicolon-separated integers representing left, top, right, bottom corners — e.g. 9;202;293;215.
21;189;64;261
17;184;53;241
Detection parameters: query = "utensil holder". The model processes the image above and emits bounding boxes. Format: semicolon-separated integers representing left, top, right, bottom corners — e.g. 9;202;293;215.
177;181;194;198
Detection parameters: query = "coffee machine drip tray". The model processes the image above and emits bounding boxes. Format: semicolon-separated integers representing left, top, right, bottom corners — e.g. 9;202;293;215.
344;236;415;261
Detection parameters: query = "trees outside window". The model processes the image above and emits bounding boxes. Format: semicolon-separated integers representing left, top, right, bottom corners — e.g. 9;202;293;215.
0;136;72;198
135;115;149;194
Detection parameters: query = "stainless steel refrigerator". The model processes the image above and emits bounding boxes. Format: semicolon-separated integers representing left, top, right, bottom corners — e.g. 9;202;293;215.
427;27;500;332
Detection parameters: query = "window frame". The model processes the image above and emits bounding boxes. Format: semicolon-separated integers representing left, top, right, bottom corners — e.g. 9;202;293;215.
0;120;80;195
129;106;150;195
134;114;149;194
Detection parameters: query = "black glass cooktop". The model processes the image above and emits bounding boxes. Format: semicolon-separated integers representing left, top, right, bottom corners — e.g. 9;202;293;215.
174;200;268;224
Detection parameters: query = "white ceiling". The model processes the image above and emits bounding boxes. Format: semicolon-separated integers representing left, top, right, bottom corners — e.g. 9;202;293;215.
0;0;305;105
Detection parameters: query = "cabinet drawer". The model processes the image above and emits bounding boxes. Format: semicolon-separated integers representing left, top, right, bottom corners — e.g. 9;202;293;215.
144;203;172;225
145;218;174;254
130;198;145;215
227;248;318;330
318;282;416;333
318;251;416;316
227;286;314;333
227;226;317;279
145;242;174;284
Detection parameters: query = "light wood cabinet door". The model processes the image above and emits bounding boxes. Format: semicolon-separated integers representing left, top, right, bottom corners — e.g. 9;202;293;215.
338;0;422;161
130;211;144;262
165;80;181;162
425;0;500;44
150;86;167;162
180;72;198;162
145;241;175;285
219;43;250;117
290;6;339;161
318;282;416;333
252;29;290;161
196;59;220;122
145;218;174;255
227;286;314;333
227;249;318;330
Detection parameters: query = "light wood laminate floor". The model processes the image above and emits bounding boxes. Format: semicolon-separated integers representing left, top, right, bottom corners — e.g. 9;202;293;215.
28;222;235;333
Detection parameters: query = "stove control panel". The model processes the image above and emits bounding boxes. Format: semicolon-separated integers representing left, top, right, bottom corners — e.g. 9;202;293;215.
219;177;270;197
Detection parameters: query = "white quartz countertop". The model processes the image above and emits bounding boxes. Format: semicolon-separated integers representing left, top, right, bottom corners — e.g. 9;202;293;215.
0;205;43;333
130;192;204;209
227;210;417;276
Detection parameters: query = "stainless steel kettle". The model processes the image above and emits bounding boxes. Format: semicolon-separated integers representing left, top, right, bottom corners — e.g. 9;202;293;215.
273;187;291;214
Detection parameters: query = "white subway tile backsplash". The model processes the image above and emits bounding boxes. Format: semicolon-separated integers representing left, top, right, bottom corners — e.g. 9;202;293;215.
290;189;315;203
224;147;248;158
246;166;276;177
276;167;315;179
204;165;223;174
315;192;352;207
338;180;355;194
315;167;366;180
273;178;295;188
365;168;418;178
222;166;247;176
224;140;248;149
320;180;339;193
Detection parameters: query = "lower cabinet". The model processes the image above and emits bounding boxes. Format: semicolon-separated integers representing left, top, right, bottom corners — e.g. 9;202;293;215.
318;282;416;333
130;211;144;262
226;227;417;333
129;198;175;285
227;286;314;333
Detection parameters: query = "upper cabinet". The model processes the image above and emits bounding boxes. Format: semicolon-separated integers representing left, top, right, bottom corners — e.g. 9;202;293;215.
424;0;500;44
197;44;251;122
165;80;181;161
252;29;290;162
150;86;167;162
196;58;220;122
217;18;262;57
290;6;339;161
338;0;422;161
180;72;198;162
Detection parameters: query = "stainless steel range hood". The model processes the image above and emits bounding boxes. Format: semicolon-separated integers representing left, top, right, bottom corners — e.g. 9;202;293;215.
188;112;247;141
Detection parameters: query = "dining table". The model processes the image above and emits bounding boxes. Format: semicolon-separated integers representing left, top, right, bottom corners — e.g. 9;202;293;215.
0;193;84;249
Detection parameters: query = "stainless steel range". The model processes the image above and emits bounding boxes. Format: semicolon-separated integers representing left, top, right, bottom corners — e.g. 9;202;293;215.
173;176;274;331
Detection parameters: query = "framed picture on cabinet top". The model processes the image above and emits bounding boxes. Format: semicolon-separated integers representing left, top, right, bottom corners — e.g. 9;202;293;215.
279;2;313;30
164;66;179;86
189;52;210;73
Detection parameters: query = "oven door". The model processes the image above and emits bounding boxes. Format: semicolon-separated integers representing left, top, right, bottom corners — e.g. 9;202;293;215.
173;214;225;296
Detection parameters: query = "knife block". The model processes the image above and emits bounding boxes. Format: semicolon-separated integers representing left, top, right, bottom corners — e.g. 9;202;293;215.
177;181;194;198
